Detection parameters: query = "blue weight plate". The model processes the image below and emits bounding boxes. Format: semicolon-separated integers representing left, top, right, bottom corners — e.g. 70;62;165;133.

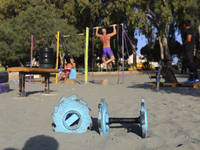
0;82;10;94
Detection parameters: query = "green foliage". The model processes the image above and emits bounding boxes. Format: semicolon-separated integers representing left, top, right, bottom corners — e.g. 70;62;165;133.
141;40;161;61
141;37;182;61
0;6;84;67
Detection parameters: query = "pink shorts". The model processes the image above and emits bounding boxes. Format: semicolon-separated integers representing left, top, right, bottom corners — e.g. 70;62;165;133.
62;69;71;74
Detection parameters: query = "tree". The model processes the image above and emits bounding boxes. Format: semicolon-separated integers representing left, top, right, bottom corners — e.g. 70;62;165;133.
0;0;48;23
115;1;188;67
0;6;84;67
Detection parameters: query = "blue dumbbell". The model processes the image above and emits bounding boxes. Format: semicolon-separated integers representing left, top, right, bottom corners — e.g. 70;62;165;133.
98;98;148;138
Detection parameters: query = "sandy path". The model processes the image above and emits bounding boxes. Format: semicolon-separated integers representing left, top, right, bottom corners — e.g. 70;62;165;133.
1;73;200;150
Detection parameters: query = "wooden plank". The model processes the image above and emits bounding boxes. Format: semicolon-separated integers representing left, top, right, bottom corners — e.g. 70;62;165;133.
152;82;163;87
64;80;76;85
153;82;156;87
172;83;182;87
193;83;200;88
7;67;60;73
153;82;200;88
101;79;108;85
26;79;43;82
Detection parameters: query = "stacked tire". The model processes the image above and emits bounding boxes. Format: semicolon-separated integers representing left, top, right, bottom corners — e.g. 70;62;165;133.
39;48;55;68
0;71;10;94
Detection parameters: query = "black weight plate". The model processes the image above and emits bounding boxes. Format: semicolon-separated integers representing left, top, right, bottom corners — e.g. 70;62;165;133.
39;58;54;64
40;64;54;68
0;82;10;94
0;71;9;83
39;53;54;58
39;47;54;53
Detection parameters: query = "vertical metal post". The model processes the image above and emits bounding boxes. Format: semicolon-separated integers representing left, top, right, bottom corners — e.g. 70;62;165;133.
157;61;162;92
85;27;89;84
55;31;59;83
122;24;124;84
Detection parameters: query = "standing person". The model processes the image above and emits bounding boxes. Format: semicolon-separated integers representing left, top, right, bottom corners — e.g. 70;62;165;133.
54;58;76;83
96;24;116;68
183;20;199;83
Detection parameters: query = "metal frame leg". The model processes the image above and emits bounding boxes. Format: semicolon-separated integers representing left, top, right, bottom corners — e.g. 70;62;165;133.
19;72;26;97
156;61;162;92
44;73;50;94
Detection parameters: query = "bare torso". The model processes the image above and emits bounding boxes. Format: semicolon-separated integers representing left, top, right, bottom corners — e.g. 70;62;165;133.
96;25;116;48
100;35;111;48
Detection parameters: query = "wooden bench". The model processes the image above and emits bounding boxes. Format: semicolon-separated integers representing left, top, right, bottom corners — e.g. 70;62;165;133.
7;67;59;97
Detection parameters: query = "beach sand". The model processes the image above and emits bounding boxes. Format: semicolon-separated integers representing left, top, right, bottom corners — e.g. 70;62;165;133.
1;72;200;150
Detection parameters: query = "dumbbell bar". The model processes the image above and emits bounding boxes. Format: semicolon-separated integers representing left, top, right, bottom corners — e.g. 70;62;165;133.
109;118;140;124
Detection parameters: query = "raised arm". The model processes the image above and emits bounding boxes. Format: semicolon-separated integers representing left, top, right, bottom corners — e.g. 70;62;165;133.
70;59;76;69
73;63;76;69
95;27;101;37
108;24;117;37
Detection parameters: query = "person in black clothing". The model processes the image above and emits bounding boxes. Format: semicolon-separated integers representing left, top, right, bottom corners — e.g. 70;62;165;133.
181;54;187;74
183;20;199;83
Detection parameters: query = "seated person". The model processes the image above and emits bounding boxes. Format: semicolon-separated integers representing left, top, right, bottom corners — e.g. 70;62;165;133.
55;58;76;83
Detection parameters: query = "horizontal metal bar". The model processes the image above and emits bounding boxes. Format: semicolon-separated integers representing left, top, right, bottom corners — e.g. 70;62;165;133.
109;117;140;124
89;23;123;29
36;35;55;39
62;33;85;37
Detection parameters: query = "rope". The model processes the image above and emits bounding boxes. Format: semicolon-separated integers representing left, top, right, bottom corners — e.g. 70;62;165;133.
141;63;153;82
122;28;136;52
122;27;153;82
123;31;135;84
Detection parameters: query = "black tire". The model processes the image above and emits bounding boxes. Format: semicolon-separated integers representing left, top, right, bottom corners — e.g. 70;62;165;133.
40;64;54;68
0;82;10;94
0;71;9;83
39;58;54;64
39;53;54;58
39;47;54;53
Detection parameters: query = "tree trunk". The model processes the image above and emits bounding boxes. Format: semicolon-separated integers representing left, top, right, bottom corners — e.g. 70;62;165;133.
162;36;172;67
128;29;137;70
59;52;65;68
18;59;24;67
158;36;164;66
199;25;200;44
198;25;200;55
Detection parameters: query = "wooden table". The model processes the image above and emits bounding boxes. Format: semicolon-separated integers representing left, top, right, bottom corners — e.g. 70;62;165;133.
7;67;59;97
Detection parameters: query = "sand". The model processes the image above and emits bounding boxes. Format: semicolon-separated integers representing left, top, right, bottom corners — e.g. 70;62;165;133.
1;72;200;150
